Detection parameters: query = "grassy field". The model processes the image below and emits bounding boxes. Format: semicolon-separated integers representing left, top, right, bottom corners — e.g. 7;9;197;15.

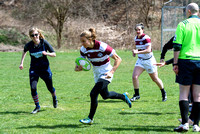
0;50;189;134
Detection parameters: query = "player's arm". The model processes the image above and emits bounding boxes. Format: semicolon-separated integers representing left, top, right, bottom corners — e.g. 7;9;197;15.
154;58;174;68
19;51;27;70
42;51;56;57
160;36;174;62
133;45;151;54
173;42;182;75
173;51;180;75
43;40;56;57
105;52;121;78
173;22;184;75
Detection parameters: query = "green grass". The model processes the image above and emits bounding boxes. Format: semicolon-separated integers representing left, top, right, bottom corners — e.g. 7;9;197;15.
0;50;190;133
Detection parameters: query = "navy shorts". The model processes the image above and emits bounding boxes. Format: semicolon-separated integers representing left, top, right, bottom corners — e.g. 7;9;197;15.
176;59;200;85
29;66;52;80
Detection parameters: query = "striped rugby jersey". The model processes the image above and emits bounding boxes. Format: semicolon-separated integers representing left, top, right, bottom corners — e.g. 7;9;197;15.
80;40;115;66
134;33;153;59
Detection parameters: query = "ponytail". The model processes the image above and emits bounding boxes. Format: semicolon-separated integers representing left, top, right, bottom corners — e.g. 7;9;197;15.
135;23;144;30
80;28;97;41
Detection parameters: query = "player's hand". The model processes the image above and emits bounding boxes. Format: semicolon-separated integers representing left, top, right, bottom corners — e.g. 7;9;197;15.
160;59;165;63
154;62;166;68
42;51;47;55
75;65;83;71
173;65;178;75
105;72;113;78
132;49;138;57
19;65;23;70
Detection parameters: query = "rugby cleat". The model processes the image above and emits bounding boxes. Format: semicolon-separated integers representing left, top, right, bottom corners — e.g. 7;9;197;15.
174;123;189;132
130;95;140;102
193;125;200;132
79;117;93;125
31;107;40;114
53;99;58;108
162;92;167;102
123;92;132;108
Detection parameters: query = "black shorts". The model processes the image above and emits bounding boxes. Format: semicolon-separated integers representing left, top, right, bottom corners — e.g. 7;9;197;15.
176;59;200;85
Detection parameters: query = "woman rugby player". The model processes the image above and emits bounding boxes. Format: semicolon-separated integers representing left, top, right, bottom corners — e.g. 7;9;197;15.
75;28;132;125
131;23;167;102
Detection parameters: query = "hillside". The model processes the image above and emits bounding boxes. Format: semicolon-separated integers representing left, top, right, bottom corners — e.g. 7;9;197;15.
0;0;191;51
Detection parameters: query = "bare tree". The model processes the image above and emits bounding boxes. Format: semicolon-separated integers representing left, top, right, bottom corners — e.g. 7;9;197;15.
40;0;73;48
13;0;73;48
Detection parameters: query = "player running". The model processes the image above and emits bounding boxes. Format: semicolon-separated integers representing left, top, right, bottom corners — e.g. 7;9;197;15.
130;23;167;102
75;28;132;125
19;27;58;114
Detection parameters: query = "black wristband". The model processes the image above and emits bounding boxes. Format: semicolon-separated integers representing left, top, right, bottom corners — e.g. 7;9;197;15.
173;63;178;66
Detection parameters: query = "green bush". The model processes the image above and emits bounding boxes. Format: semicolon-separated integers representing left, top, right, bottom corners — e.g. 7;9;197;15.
0;28;29;46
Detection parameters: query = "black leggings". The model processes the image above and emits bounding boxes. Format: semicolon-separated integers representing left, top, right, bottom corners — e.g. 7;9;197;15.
88;79;125;119
30;68;55;96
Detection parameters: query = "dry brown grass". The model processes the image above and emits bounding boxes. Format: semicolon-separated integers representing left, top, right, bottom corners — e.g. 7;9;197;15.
0;9;162;51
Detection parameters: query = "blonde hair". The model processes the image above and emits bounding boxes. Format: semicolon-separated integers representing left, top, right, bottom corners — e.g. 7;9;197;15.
29;27;45;39
80;28;97;40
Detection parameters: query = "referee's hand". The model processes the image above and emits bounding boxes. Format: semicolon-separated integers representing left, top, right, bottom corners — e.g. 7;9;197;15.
173;65;178;75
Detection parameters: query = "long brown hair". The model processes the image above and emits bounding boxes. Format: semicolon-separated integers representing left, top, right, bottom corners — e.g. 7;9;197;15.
29;27;45;39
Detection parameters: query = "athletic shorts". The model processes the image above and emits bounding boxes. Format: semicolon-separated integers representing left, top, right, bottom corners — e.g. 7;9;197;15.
135;56;157;74
93;63;113;83
29;66;52;81
176;59;200;85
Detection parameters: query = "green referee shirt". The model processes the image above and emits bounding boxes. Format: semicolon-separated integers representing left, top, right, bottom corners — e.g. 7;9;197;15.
173;15;200;60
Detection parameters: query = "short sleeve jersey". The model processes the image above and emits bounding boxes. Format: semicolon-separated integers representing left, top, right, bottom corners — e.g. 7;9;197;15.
134;33;153;59
80;40;115;66
24;39;55;69
173;15;200;60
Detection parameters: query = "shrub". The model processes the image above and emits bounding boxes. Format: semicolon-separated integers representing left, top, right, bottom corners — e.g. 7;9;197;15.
0;28;29;46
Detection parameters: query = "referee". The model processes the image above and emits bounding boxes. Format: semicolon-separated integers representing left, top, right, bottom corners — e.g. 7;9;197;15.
173;3;200;132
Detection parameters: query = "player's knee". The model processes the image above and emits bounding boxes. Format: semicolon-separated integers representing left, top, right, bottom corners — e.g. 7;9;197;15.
151;77;160;83
102;94;109;100
132;75;139;81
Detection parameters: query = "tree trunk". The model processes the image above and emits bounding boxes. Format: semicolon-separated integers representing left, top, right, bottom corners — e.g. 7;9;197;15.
56;32;61;49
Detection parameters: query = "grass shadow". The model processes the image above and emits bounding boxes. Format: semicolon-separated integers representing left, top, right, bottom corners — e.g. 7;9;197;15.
86;100;122;103
0;110;46;115
118;111;176;115
103;125;175;132
17;124;86;129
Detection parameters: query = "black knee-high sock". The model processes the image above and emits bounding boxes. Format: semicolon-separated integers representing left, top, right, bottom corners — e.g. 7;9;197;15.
179;100;189;124
160;88;166;95
189;106;194;121
192;102;200;125
134;89;139;96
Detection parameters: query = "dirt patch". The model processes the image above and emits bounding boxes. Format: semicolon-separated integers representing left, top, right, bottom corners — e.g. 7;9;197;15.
0;43;23;52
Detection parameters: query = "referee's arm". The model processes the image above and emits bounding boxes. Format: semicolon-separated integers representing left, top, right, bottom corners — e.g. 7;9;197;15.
173;43;181;75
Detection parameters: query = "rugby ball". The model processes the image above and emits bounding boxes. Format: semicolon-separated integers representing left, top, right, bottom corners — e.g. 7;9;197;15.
75;57;91;71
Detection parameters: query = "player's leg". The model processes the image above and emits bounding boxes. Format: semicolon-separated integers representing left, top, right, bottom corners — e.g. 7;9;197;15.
40;67;58;108
99;79;131;108
131;66;144;101
191;84;200;131
79;81;101;125
174;59;194;132
148;72;167;101
29;69;40;114
174;84;190;132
